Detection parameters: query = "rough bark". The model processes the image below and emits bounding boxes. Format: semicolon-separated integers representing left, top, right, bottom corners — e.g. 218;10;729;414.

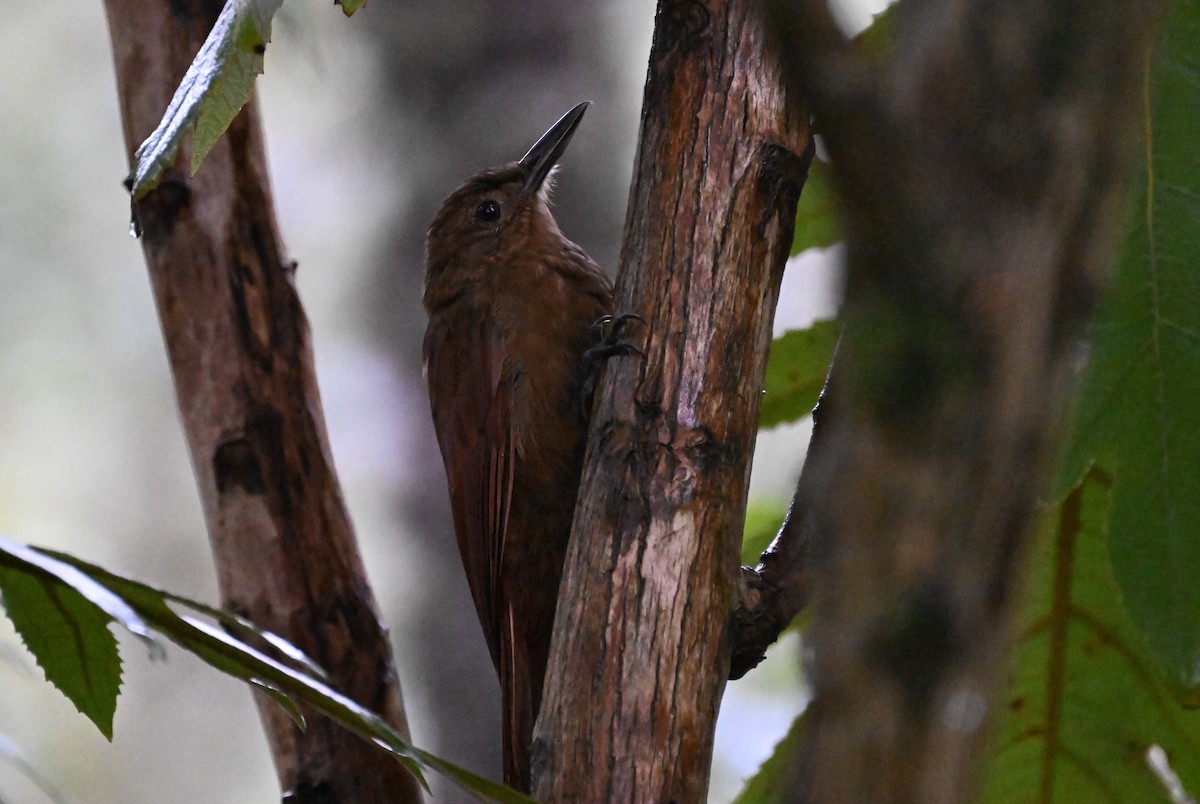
763;1;1164;801
104;2;420;801
530;1;809;800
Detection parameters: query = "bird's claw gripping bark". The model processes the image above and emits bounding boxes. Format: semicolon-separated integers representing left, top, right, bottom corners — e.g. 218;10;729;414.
577;313;645;419
585;313;645;361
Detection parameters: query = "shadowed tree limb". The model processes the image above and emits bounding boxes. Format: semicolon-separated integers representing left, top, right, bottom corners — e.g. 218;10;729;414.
760;0;1164;801
730;344;837;679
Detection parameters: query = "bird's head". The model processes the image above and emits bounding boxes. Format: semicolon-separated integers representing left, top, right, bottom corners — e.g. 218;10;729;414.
424;102;591;311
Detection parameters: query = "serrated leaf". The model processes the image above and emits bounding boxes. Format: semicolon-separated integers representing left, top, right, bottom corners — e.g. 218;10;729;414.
0;564;122;740
0;536;153;645
733;711;805;803
759;320;839;429
981;464;1200;802
1057;0;1200;687
129;0;284;198
28;544;534;804
792;158;840;254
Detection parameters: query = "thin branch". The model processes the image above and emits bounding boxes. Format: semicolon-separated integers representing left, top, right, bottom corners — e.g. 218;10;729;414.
730;341;837;678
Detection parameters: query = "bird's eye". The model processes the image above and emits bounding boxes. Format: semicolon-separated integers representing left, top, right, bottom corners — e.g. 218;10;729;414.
475;200;501;223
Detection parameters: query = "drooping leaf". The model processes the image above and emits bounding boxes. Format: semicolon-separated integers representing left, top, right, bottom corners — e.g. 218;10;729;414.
0;536;153;644
1;540;533;803
0;534;162;741
732;711;805;803
0;563;122;740
1057;0;1200;688
759;320;839;429
980;465;1200;803
128;0;284;198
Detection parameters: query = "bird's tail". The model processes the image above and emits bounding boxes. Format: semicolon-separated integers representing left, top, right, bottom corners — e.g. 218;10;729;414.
500;605;539;791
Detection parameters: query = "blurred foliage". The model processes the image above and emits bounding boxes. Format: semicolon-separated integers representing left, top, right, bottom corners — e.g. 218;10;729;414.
1056;0;1200;689
981;465;1200;802
791;157;840;254
759;320;839;430
737;0;1200;801
732;711;805;804
741;499;788;566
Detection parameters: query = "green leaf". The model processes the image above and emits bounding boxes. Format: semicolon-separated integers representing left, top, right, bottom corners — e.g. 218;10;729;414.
742;500;788;565
792;158;840;254
1057;0;1200;687
3;540;533;803
792;2;903;250
852;1;901;60
0;536;154;644
336;0;367;16
759;320;839;429
128;0;284;198
249;677;308;731
0;534;162;740
733;711;805;803
0;562;122;740
981;465;1200;802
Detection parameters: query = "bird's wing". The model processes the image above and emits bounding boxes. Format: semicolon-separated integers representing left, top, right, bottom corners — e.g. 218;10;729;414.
424;313;513;669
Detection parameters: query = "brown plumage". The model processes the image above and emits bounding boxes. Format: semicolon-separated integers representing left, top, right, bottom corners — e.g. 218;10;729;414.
422;103;613;790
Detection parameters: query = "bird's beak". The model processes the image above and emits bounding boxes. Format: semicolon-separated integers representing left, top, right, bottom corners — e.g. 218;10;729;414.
519;101;590;193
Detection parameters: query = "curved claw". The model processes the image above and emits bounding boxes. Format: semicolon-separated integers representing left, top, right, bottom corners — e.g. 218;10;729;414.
577;312;646;420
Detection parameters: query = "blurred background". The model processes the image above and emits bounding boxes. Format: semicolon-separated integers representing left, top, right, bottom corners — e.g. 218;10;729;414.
0;0;883;801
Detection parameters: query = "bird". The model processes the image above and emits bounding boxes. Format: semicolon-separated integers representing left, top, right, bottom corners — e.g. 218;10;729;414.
422;102;631;790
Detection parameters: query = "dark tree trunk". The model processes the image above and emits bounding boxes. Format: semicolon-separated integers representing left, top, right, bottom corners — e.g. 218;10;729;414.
763;0;1164;800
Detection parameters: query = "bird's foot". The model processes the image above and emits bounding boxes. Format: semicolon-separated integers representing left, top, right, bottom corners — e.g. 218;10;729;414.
586;314;645;362
577;313;645;420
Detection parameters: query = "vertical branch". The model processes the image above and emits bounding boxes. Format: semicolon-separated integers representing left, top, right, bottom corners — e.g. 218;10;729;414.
766;0;1164;800
104;2;420;801
532;0;810;799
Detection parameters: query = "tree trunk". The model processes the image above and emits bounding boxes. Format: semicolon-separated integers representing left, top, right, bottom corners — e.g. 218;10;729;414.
531;0;809;799
765;0;1164;800
104;2;420;801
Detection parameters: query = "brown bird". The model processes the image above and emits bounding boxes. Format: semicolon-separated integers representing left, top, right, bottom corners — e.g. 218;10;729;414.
422;102;627;790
